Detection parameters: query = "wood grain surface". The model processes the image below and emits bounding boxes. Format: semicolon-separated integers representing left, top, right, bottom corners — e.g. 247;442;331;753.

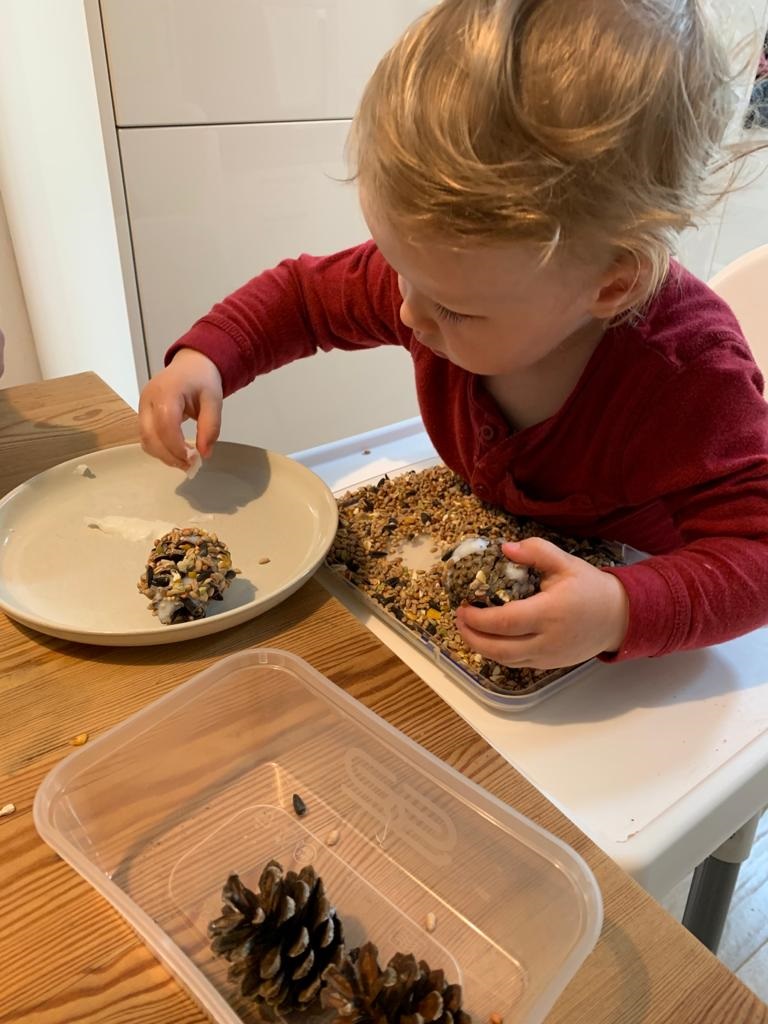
1;373;765;1023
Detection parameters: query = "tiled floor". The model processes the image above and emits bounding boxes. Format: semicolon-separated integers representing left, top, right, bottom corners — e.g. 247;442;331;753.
660;812;768;1002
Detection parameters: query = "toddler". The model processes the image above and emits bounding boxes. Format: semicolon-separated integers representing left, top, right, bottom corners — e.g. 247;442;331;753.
139;0;768;670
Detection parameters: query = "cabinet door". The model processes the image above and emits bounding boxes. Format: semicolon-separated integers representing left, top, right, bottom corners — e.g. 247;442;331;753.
119;120;418;453
101;0;433;126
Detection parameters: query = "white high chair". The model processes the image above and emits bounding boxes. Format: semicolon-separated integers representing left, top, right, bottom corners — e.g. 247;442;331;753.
709;243;768;375
676;248;768;949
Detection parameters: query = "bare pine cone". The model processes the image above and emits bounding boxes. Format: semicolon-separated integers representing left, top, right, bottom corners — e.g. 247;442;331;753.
208;861;345;1014
322;942;472;1024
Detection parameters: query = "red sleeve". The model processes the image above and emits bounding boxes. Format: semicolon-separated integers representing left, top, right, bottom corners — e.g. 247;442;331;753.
601;337;768;660
165;241;409;396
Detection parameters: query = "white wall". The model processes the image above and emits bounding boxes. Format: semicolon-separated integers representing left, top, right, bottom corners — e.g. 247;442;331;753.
678;0;768;279
0;0;137;407
0;189;40;389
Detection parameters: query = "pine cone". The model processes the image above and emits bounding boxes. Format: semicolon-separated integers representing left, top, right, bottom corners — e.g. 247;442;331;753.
445;537;537;608
208;862;345;1014
322;942;472;1024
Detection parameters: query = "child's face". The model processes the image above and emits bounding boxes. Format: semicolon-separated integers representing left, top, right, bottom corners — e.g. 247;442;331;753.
364;201;610;377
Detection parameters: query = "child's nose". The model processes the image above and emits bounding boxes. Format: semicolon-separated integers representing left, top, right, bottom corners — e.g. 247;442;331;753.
398;280;436;333
400;299;423;331
400;300;437;334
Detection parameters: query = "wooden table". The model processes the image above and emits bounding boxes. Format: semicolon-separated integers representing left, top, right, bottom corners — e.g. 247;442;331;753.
1;372;765;1024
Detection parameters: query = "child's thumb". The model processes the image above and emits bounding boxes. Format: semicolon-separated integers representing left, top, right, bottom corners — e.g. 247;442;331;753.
195;391;222;458
501;537;571;576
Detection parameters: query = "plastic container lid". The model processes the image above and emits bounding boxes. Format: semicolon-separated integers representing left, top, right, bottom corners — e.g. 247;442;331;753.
34;649;602;1024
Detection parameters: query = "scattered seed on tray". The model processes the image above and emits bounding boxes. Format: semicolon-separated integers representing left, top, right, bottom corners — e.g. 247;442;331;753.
258;557;271;565
489;1014;504;1024
0;803;16;818
292;793;307;816
326;828;340;846
425;912;437;932
70;732;89;746
362;449;371;455
327;465;622;697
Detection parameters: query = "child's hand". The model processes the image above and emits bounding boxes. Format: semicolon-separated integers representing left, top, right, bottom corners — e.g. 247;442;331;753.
138;349;223;470
455;539;629;669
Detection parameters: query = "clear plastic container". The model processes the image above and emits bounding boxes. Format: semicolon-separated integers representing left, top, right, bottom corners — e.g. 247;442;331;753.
34;649;602;1024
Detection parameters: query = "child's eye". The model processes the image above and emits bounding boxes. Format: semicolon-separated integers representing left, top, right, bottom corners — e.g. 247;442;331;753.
434;302;468;324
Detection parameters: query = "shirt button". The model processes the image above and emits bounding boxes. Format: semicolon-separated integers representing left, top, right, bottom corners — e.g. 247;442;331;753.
479;424;495;442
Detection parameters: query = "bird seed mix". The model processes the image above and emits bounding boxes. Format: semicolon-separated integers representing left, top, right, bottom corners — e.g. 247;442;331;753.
327;465;622;696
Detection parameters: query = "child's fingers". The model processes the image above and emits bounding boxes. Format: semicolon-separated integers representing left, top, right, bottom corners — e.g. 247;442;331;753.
456;593;546;636
138;395;189;469
146;430;189;470
502;537;573;575
195;390;222;458
455;617;539;666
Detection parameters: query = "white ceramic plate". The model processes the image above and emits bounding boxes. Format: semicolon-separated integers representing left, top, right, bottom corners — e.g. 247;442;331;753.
0;443;338;646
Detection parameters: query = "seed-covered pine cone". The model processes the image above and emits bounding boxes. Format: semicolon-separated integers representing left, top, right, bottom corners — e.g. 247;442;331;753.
445;537;537;609
322;942;472;1024
208;861;345;1015
138;527;239;624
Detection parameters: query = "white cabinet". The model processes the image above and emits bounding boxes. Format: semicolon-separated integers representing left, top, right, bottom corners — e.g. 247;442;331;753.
101;0;431;126
90;0;428;451
119;121;417;452
120;120;363;355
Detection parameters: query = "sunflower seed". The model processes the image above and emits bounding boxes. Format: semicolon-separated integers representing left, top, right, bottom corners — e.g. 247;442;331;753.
292;793;307;816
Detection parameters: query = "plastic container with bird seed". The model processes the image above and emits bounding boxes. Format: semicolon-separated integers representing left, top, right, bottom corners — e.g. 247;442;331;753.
325;463;633;712
34;649;602;1024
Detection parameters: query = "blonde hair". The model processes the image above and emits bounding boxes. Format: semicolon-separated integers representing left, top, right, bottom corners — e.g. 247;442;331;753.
350;0;737;306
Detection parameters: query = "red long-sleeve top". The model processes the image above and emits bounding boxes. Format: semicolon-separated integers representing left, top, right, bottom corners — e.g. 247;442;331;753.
167;241;768;661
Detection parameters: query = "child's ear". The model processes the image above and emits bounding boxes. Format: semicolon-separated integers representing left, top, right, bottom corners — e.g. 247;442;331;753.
590;253;651;319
